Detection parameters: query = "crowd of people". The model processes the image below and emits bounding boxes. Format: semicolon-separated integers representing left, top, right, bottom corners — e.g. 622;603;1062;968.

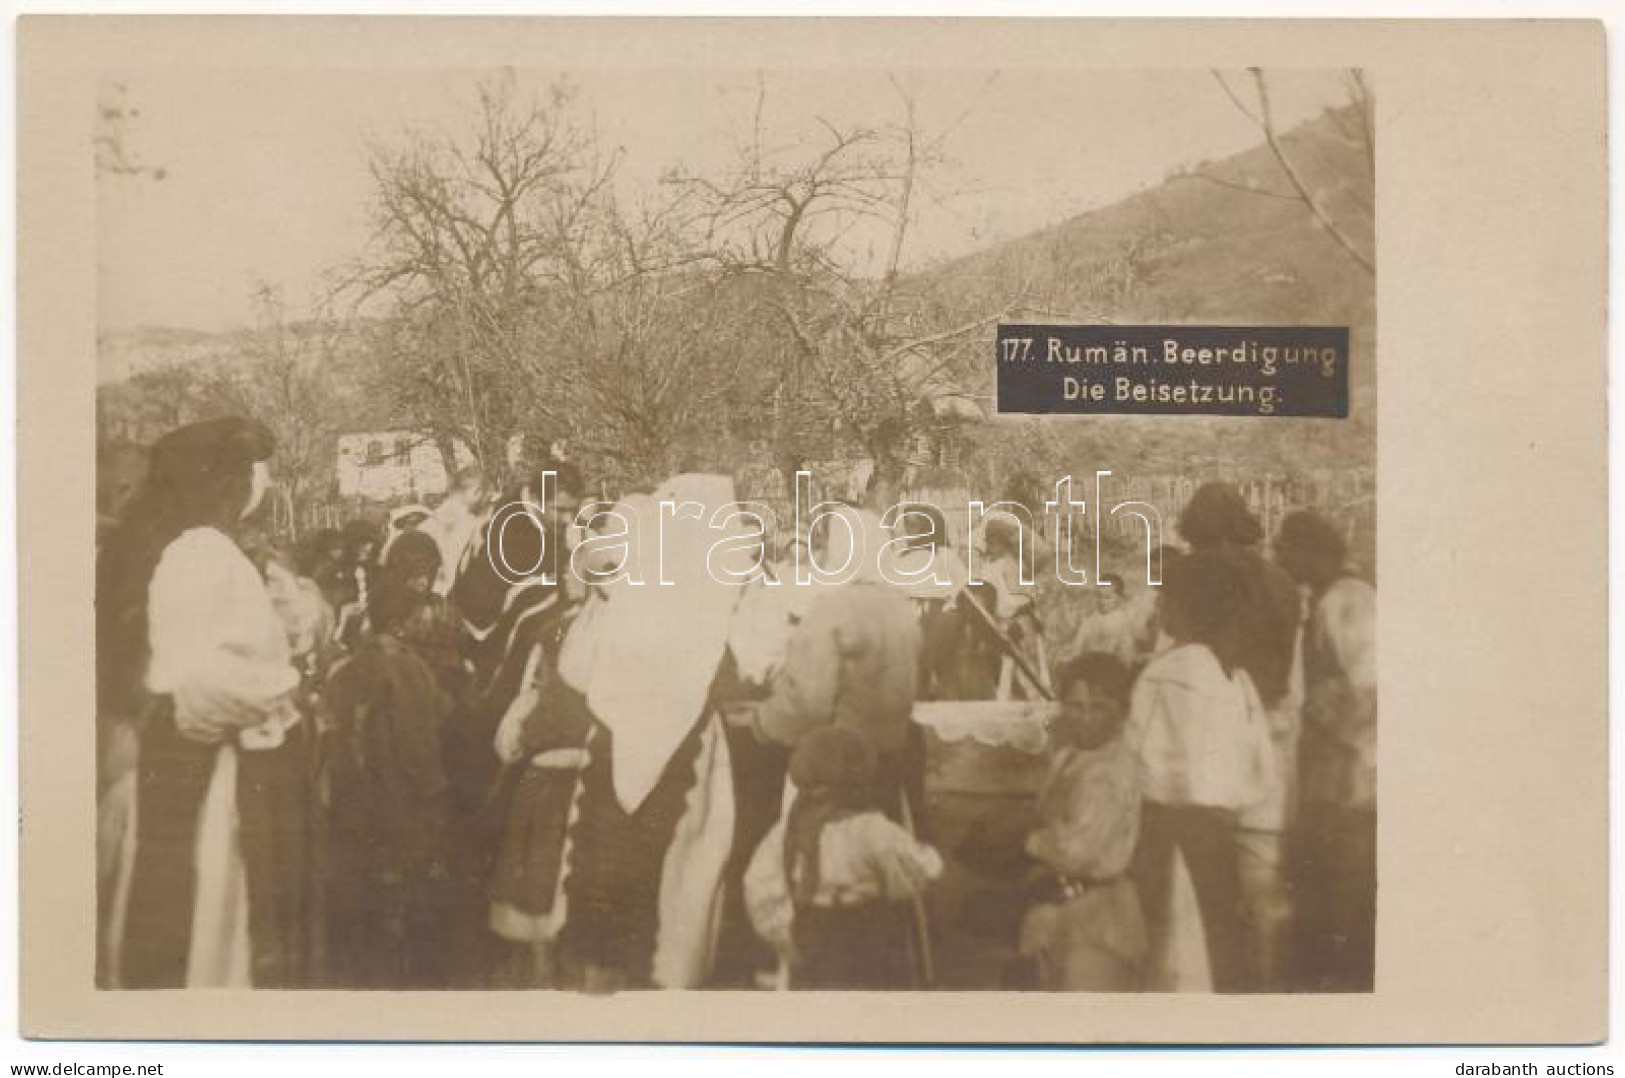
93;417;1376;995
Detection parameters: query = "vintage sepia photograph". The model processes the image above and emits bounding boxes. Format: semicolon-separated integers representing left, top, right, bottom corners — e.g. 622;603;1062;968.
88;62;1379;997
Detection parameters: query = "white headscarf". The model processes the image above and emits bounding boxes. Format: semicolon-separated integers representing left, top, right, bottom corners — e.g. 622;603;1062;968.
573;474;753;812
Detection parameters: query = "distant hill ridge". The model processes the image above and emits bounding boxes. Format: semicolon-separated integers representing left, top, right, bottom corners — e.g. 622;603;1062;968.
100;101;1374;397
921;101;1374;395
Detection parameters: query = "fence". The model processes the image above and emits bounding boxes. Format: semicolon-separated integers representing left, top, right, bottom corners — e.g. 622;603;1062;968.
736;464;1373;551
281;463;1377;573
266;493;380;542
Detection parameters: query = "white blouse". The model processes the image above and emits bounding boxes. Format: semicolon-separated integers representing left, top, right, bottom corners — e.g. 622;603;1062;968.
1127;643;1278;813
146;527;299;744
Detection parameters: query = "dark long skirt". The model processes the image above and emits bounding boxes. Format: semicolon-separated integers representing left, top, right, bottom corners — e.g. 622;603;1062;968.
119;703;217;988
709;722;789;987
324;833;449;989
556;722;704;987
1131;800;1251;993
119;704;316;989
237;720;318;987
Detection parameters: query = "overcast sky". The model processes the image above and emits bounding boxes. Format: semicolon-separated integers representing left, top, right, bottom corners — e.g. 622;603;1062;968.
97;67;1355;333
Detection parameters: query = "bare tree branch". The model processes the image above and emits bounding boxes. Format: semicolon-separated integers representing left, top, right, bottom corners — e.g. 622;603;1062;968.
1247;68;1375;276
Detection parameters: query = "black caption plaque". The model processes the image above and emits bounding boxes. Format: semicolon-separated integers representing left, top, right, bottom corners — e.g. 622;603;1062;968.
996;324;1350;419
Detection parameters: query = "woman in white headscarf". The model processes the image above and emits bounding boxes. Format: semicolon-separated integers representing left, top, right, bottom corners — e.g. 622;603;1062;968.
553;475;749;990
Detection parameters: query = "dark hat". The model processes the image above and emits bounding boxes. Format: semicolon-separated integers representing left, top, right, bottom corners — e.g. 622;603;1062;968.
341;516;383;545
526;457;585;500
1055;651;1133;702
384;529;443;583
1275;509;1347;565
147;418;274;488
1178;482;1263;548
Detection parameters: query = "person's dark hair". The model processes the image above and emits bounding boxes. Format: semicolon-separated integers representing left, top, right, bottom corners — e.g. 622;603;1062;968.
1151;544;1186;583
1055;651;1132;704
97;418;275;714
97;441;150;518
1163;547;1250;676
528;458;585;501
384;529;442;586
783;727;878;906
297;527;342;576
1276;510;1347;576
449;489;562;632
341;517;383;565
1178;482;1263;550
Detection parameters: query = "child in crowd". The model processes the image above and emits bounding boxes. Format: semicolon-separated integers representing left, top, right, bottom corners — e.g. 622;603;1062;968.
744;726;943;989
380;530;472;711
321;581;453;988
1018;652;1147;991
1067;574;1160;670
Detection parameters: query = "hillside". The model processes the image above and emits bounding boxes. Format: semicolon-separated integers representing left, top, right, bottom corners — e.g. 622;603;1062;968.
928;102;1374;347
98;102;1376;483
920;102;1376;475
97;324;240;384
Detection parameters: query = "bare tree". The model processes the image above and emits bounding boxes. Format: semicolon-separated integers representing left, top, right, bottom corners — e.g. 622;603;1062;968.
204;285;347;537
670;81;1022;506
343;74;618;482
96;364;216;444
1202;68;1375;276
94;285;344;536
344;73;756;492
540;196;751;484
